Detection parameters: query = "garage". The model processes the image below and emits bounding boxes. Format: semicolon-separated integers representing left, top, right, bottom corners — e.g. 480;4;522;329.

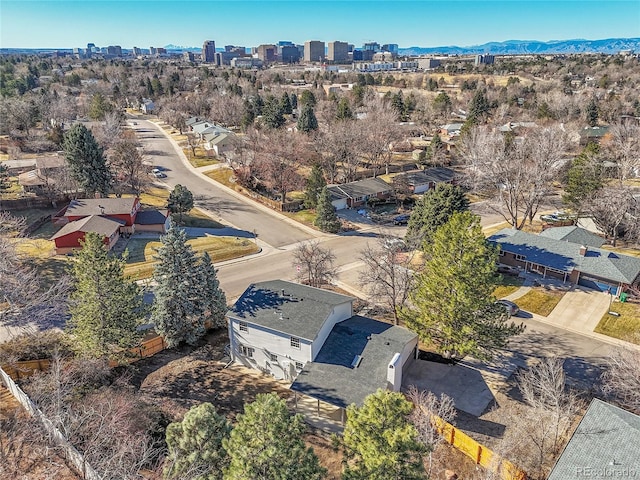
578;274;618;293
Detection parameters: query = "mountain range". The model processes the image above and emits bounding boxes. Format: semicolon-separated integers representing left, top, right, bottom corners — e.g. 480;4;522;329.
397;38;640;56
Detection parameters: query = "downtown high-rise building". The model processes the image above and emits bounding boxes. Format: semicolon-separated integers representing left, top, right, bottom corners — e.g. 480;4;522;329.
202;40;216;63
304;40;325;63
327;41;349;62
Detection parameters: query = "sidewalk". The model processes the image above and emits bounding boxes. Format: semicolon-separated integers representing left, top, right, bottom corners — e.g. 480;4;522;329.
501;283;640;351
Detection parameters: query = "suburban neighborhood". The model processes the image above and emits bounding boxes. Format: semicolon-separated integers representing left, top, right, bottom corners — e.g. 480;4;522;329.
1;4;640;479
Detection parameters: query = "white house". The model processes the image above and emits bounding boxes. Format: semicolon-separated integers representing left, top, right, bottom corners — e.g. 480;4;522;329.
227;280;418;408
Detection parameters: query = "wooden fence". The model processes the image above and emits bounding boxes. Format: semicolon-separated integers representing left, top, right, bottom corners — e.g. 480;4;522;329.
2;335;167;381
431;413;527;480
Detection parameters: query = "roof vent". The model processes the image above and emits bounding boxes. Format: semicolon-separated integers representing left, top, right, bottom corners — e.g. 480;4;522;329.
351;355;363;368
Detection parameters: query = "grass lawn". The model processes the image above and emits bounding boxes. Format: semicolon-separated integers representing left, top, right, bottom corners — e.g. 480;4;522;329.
14;238;71;287
173;210;224;229
493;275;524;299
135;188;223;229
124;236;259;280
189;156;219;168
601;245;640;258
137;187;168;208
205;168;235;189
594;302;640;344
514;288;565;316
284;209;317;228
483;221;511;236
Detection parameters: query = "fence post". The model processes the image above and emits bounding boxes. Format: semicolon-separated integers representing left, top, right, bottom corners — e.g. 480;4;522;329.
476;444;482;465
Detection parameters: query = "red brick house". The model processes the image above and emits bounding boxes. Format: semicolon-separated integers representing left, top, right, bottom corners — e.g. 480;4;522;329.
51;215;123;254
51;197;170;254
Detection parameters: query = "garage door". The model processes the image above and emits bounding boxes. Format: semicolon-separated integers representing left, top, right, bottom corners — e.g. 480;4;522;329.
578;275;617;292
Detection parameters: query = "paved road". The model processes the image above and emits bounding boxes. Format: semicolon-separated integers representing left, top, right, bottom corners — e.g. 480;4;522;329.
132;119;313;248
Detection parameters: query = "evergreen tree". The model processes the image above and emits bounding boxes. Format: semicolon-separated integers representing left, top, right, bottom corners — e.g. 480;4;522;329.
262;95;285;129
88;92;113;120
168;184;194;225
66;232;143;359
197;252;227;329
468;89;491;123
586;97;599;127
280;92;293;114
299;89;316;108
563;143;603;213
343;390;425;480
297;104;318;133
391;91;406;121
63;123;111;196
405;183;469;247
164;402;231;480
336;97;353;120
304;164;326;209
427;133;444;164
223;393;326;480
404;211;524;360
290;93;298;110
0;163;10;193
151;226;204;347
314;186;341;233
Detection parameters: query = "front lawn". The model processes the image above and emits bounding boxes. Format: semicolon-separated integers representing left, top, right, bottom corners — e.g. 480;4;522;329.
594;302;640;344
284;209;317;228
493;275;524;299
173;209;224;229
123;236;259;280
514;288;565;316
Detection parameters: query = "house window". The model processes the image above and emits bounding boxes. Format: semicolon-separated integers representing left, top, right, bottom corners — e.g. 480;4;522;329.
239;345;254;358
295;361;304;370
290;336;300;349
239;321;248;332
270;353;278;362
498;250;505;257
515;254;526;261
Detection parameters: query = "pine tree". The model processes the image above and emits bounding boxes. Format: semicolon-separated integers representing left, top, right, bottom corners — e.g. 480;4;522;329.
563;143;603;213
391;91;406;121
468;89;491;123
151;226;204;347
262;95;285;129
586;97;599;127
63;123;111;196
223;393;326;480
297;104;318;133
197;252;227;329
314;186;341;233
343;389;425;480
405;183;469;247
304;164;326;209
0;163;10;193
336;97;353;120
66;232;143;359
404;211;524;360
290;93;298;110
427;133;444;164
280;92;293;114
299;89;316;108
164;402;231;480
168;184;194;225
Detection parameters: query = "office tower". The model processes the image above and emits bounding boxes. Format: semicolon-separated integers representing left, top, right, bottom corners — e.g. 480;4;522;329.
304;40;325;63
202;40;216;63
327;41;349;62
280;45;300;63
256;44;277;63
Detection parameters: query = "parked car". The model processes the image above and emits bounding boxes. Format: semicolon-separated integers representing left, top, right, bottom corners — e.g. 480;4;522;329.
151;168;167;178
497;299;520;317
383;237;406;251
497;264;520;276
393;214;410;225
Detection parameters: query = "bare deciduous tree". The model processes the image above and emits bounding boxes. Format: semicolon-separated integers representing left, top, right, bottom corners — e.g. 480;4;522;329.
292;241;336;288
586;185;637;246
358;236;414;325
357;98;402;176
602;121;640;182
407;385;456;477
108;130;148;196
601;346;640;415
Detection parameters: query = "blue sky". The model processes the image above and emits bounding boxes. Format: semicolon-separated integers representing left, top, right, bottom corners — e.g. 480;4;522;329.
1;0;639;49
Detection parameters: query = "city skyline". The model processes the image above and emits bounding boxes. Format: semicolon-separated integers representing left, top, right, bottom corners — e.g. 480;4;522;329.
1;0;639;50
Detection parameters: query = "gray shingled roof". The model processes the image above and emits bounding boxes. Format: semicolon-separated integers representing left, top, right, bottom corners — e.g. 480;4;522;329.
327;177;392;200
65;197;137;217
398;167;455;186
290;316;418;408
539;226;605;248
489;229;640;284
51;215;124;240
548;399;640;480
227;280;355;341
134;209;168;225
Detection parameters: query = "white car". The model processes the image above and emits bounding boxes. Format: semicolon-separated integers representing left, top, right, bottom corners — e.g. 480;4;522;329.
151;168;167;178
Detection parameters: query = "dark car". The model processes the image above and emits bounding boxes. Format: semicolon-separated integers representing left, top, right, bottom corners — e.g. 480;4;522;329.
497;299;520;317
393;214;410;225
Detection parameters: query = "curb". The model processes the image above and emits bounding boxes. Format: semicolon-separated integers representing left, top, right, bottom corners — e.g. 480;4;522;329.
148;119;327;240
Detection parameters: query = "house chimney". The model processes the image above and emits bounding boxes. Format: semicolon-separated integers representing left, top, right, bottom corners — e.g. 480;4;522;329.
387;353;402;391
579;245;587;256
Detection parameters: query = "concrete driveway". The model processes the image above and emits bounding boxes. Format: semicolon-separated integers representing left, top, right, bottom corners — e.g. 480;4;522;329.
545;285;611;332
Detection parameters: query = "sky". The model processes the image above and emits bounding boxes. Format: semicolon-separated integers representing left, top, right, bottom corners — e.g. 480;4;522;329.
1;0;639;49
